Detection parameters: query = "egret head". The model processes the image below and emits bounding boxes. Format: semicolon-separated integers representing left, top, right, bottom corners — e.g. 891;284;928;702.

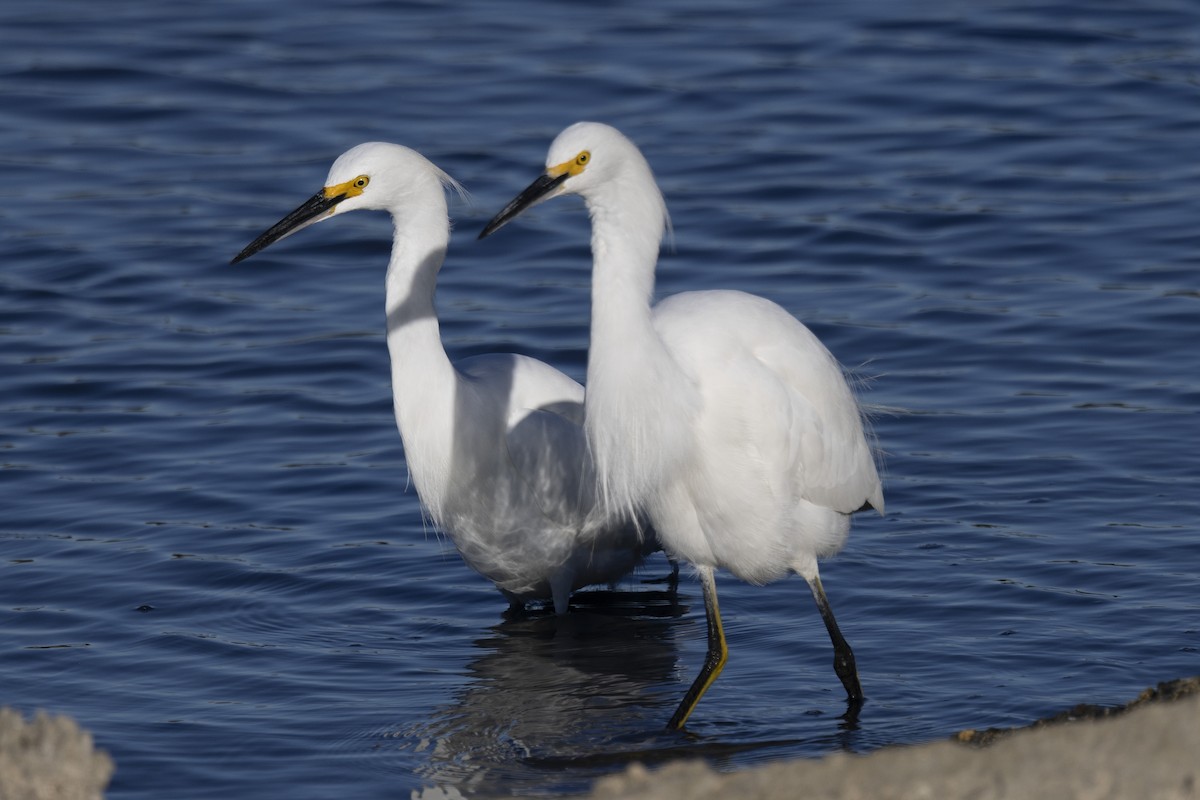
231;142;461;264
478;122;657;239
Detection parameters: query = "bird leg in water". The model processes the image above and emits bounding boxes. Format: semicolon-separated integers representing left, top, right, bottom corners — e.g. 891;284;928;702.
667;564;727;729
643;557;681;593
806;572;864;704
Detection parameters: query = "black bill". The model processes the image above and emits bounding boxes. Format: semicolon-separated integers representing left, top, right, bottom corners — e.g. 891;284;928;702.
231;190;345;264
477;172;570;240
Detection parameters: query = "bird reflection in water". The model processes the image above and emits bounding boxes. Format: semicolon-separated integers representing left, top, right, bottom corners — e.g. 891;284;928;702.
398;589;683;796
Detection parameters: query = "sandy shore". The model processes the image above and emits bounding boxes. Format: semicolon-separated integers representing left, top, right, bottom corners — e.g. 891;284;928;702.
583;677;1200;800
3;677;1196;799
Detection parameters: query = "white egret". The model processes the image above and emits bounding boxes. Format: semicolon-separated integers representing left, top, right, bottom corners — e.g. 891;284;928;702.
232;142;654;615
479;123;883;728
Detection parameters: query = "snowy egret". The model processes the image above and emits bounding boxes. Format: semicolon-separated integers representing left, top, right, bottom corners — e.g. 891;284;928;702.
479;123;883;728
231;142;653;615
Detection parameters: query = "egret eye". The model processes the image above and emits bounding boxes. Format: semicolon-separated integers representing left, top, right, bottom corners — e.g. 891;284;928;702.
354;175;369;188
575;152;590;166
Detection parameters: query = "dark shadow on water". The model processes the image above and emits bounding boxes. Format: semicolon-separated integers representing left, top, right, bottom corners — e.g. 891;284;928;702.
398;590;685;795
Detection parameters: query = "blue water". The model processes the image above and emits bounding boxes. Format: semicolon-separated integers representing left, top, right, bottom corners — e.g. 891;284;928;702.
3;1;1198;797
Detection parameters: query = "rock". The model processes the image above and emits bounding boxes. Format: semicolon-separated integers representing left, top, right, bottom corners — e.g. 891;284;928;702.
0;708;113;800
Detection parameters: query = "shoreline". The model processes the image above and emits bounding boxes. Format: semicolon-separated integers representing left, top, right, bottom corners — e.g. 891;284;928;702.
3;677;1196;799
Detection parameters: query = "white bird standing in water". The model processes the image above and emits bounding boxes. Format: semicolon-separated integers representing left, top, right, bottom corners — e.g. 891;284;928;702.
479;123;883;728
232;142;652;615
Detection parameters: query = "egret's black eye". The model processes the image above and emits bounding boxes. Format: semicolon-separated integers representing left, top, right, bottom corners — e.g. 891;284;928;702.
354;175;369;189
575;152;590;166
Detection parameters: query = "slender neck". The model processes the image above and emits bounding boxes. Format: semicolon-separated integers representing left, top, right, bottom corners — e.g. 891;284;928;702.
384;199;449;353
584;173;666;376
383;195;457;462
582;170;693;513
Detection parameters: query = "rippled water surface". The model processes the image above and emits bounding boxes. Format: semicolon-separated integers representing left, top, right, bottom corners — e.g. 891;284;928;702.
3;2;1198;798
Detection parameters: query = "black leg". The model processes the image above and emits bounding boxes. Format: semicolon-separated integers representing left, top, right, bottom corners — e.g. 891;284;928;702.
667;565;727;730
806;572;864;704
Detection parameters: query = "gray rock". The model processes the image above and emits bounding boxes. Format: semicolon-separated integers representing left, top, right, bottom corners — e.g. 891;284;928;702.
0;708;113;800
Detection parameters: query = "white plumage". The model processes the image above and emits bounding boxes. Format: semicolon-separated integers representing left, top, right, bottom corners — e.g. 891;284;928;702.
233;142;651;615
480;123;883;727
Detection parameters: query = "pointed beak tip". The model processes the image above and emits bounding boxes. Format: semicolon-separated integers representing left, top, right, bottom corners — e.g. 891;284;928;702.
229;189;339;267
478;171;567;242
